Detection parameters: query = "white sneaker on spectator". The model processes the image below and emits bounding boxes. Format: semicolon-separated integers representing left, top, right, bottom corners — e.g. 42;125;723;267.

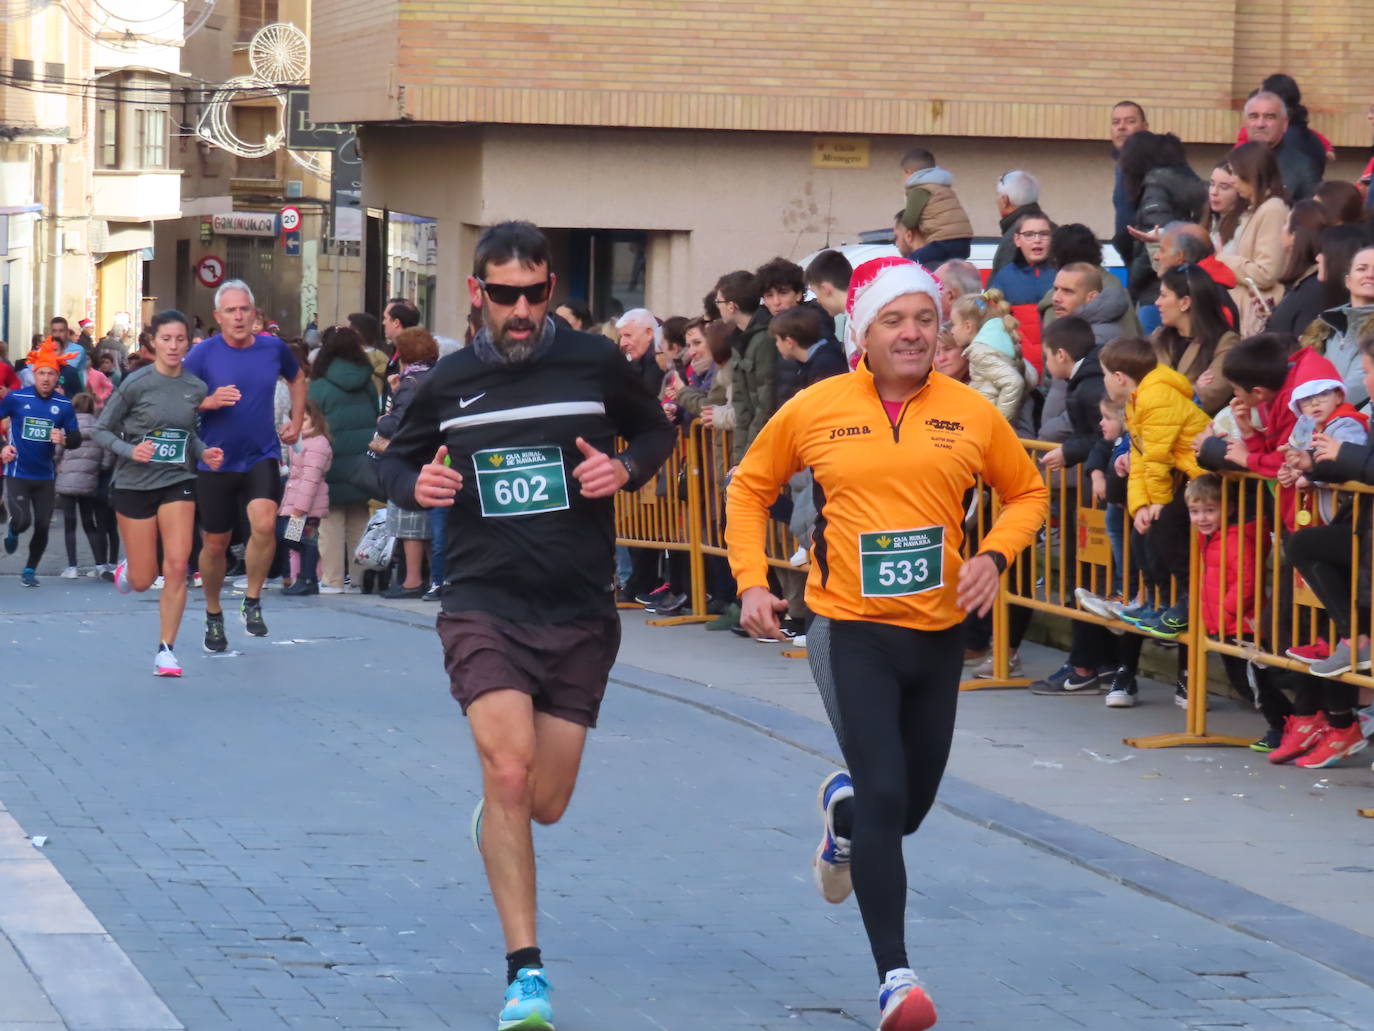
151;576;165;590
1076;587;1124;621
60;566;79;579
319;584;361;595
232;575;249;590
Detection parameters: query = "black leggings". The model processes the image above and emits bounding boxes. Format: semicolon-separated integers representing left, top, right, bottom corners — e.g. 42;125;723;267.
5;477;55;569
58;494;116;567
1286;522;1368;640
808;617;963;978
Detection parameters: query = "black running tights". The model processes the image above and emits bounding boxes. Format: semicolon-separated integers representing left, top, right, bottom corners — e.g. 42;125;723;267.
808;617;963;979
5;477;55;569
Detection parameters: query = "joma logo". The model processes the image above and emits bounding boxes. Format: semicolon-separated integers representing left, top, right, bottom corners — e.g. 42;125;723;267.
828;425;872;440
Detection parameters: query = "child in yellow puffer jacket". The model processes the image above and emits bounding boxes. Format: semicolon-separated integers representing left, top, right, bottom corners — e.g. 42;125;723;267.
1099;336;1210;640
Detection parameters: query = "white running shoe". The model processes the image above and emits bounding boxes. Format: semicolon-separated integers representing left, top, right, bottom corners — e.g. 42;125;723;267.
60;566;79;579
812;771;853;904
232;575;249;590
151;576;166;590
878;968;938;1030
153;648;183;677
112;560;133;595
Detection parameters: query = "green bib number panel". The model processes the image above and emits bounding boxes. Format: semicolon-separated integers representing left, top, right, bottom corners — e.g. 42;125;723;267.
858;526;944;598
473;446;570;518
21;417;53;442
143;428;189;464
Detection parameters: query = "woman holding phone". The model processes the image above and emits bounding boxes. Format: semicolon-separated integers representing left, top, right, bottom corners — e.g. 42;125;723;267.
92;309;224;677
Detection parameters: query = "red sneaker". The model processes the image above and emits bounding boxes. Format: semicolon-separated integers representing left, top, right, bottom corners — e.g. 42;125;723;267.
1296;722;1369;769
1268;713;1329;765
1286;640;1332;663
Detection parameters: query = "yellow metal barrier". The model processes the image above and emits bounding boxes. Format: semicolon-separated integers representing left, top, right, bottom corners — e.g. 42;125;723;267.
617;424;1374;752
1186;473;1374;668
615;421;806;630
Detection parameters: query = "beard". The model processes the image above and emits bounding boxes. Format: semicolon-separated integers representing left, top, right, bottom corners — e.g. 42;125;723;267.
487;311;540;363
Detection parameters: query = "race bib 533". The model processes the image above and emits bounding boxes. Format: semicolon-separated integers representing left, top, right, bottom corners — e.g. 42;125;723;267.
858;526;945;597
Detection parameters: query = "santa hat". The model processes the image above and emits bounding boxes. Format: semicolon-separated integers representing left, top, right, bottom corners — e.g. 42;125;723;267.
1287;354;1346;417
78;318;94;330
845;257;943;357
26;338;68;373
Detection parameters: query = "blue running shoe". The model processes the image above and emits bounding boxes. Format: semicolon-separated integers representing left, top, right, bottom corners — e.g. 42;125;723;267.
1142;602;1189;640
1118;602;1159;627
20;567;37;587
878;968;938;1030
812;770;853;904
499;967;554;1030
4;529;18;555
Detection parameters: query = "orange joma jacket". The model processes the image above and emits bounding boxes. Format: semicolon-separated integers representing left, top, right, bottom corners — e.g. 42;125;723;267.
726;361;1048;631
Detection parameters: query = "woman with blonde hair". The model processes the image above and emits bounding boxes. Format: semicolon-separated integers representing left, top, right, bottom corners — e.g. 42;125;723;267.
948;288;1033;421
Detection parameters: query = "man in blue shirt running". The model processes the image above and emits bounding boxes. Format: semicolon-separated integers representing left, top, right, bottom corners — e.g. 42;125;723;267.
184;280;306;651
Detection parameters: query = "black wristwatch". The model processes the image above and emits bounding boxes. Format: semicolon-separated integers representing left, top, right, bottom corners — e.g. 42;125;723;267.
616;454;638;485
975;551;1008;574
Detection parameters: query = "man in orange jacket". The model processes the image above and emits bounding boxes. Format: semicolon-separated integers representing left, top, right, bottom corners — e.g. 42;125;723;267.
726;257;1048;1031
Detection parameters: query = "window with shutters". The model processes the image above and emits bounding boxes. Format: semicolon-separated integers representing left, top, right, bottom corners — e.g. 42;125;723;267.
236;0;280;42
135;108;167;168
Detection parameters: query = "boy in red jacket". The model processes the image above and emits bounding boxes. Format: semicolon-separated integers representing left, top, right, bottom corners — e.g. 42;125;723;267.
1187;474;1292;751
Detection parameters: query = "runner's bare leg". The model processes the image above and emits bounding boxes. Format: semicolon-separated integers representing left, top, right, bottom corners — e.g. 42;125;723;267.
244;497;278;596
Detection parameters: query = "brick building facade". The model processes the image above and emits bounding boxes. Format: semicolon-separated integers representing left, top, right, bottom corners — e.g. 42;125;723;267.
311;0;1374;334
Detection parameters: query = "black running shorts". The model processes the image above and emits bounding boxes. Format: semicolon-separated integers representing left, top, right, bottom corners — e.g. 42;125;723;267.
111;480;197;520
196;458;282;534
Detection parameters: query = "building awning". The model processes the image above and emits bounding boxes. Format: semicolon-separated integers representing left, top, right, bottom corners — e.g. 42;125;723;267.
0;205;42;215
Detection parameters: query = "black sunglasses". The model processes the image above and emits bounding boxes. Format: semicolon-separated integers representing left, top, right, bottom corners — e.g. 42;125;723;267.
476;278;551;306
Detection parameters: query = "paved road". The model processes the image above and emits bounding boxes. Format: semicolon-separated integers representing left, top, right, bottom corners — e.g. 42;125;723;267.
3;580;1374;1029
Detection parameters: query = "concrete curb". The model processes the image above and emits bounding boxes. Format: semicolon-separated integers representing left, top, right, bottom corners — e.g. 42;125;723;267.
0;804;183;1031
607;661;1374;990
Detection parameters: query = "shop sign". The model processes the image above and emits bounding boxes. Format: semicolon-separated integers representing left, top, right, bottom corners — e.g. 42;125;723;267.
211;212;278;237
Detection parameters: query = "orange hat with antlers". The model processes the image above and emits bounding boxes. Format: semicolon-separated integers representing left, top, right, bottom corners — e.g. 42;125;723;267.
25;338;68;373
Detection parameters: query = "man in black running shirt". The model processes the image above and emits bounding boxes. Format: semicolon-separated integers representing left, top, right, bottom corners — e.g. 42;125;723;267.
379;220;674;1031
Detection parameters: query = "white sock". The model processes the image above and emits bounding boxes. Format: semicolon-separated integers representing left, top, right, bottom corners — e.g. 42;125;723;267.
882;967;916;986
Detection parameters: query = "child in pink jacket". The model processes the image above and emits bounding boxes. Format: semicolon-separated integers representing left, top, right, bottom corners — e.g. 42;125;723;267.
280;400;333;596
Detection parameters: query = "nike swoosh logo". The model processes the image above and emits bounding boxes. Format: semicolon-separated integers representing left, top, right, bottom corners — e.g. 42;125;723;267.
459;393;486;408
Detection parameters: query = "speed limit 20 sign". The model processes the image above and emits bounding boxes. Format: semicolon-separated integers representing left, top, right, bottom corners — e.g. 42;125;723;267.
279;205;302;233
195;255;225;289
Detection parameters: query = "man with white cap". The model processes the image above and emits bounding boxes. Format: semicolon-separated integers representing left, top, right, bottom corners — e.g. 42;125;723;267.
726;256;1048;1030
